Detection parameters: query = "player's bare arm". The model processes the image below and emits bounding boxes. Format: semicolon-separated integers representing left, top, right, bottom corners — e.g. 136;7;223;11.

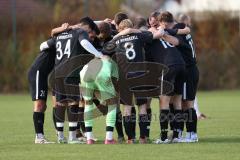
162;33;179;46
148;27;165;39
113;28;141;39
177;26;191;35
51;23;71;36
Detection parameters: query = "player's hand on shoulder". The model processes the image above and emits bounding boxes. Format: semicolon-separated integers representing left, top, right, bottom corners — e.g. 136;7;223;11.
157;27;166;37
103;18;113;24
51;22;71;37
148;27;158;34
61;23;70;30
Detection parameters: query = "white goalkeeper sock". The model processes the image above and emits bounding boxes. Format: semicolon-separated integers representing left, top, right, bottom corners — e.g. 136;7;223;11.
106;131;113;140
86;132;94;140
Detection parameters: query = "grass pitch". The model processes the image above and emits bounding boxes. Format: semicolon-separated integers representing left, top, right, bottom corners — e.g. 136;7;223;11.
0;90;240;160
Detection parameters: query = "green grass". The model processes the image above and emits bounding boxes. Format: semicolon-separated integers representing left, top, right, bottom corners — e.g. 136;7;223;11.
0;90;240;160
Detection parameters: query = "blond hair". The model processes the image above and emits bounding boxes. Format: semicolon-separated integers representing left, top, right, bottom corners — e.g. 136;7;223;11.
118;19;133;31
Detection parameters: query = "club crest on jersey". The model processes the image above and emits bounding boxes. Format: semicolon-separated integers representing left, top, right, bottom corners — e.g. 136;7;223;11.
40;90;45;97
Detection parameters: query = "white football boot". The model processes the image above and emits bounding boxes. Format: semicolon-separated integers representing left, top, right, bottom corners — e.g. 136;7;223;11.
184;132;198;143
153;138;170;144
35;136;55;144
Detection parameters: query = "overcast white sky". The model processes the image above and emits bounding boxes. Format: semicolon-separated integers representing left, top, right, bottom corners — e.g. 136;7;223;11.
161;0;240;15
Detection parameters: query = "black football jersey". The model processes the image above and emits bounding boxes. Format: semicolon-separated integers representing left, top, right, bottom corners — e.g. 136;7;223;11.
173;23;197;66
145;38;185;67
54;28;90;66
112;31;153;62
29;38;56;76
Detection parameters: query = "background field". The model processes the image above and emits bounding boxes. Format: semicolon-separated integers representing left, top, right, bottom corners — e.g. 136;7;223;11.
0;90;240;160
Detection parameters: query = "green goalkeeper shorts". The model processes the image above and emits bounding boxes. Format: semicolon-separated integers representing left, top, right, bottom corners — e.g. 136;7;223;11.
80;58;118;101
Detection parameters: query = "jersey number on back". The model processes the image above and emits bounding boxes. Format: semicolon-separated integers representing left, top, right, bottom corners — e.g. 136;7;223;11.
124;42;136;60
56;39;71;60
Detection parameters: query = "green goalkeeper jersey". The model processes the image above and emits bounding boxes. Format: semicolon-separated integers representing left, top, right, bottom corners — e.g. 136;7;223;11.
80;57;118;101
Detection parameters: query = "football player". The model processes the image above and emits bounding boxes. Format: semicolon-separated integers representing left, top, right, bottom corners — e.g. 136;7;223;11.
145;13;186;143
80;43;119;144
178;14;207;120
28;38;56;144
160;11;199;142
43;17;104;144
112;19;165;143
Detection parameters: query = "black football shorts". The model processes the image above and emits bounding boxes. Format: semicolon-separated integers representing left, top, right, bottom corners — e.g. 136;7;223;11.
28;69;48;101
182;65;199;101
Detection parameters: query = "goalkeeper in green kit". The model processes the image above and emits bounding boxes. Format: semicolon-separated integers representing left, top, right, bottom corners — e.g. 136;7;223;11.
80;43;119;144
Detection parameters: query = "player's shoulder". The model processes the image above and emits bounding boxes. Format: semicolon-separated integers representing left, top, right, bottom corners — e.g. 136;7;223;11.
47;37;56;44
141;30;152;34
73;28;87;35
139;30;153;37
173;23;186;29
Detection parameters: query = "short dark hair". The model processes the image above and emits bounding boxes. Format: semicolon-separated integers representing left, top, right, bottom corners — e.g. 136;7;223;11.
134;17;147;29
114;12;128;26
149;11;160;19
79;17;100;35
158;11;174;23
98;22;111;37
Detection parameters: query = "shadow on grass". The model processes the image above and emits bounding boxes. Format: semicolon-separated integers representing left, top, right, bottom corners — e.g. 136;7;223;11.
200;137;240;143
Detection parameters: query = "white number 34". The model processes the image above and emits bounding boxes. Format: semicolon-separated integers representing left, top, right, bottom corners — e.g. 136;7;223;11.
56;39;71;60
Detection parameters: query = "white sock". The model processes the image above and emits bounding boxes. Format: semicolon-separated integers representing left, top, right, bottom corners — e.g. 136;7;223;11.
194;97;201;117
106;131;113;140
86;132;94;140
36;133;44;139
58;131;64;139
69;131;76;141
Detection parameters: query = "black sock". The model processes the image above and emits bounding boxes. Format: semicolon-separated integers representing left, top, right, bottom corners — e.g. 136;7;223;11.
192;108;197;133
55;106;66;131
93;99;108;115
131;108;136;139
146;108;152;138
190;108;197;133
139;114;148;139
115;110;124;138
76;122;83;137
78;107;85;133
76;107;80;130
106;126;114;132
185;108;198;133
52;108;57;130
180;109;185;131
92;99;100;106
169;104;174;130
77;121;81;130
85;126;92;132
68;105;79;131
159;109;169;141
172;109;182;139
33;112;45;134
123;116;134;140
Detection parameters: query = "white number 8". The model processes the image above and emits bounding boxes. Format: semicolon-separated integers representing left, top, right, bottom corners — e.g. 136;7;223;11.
124;42;136;60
